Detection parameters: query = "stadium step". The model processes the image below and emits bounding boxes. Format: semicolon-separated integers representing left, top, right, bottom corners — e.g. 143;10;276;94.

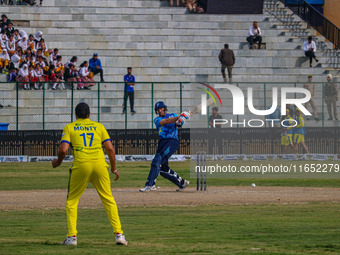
1;0;339;129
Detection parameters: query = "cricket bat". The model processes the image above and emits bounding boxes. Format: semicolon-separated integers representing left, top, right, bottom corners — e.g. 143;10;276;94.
188;97;215;117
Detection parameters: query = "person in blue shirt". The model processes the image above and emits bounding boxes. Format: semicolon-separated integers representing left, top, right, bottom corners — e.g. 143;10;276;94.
139;101;190;192
123;67;136;114
89;53;104;82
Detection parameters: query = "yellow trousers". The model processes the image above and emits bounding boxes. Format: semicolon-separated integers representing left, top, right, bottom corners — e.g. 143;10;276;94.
66;161;123;237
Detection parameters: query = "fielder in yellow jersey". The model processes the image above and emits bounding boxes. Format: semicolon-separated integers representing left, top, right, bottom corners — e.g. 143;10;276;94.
52;103;128;246
280;109;294;154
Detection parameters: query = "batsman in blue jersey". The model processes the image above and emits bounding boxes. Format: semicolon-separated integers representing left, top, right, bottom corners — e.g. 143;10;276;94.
139;101;190;192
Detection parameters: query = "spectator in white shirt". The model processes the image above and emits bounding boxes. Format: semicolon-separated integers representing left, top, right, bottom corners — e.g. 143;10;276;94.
36;49;48;67
17;36;28;52
64;56;78;70
49;48;59;65
303;36;319;67
79;61;95;89
0;28;8;42
53;55;64;80
6;34;16;56
13;29;21;42
19;30;28;41
17;50;25;67
37;38;48;52
49;65;65;90
36;55;47;71
16;64;29;89
23;55;33;68
27;34;36;52
246;21;262;49
25;48;35;63
0;36;5;51
33;63;45;90
33;31;43;43
0;48;10;72
29;65;36;89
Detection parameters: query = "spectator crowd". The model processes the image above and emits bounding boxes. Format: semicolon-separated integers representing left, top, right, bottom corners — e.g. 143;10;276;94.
166;0;206;13
1;0;43;6
0;14;102;90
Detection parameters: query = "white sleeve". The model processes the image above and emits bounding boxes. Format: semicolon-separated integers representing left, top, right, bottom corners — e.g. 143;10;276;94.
35;70;42;77
258;27;262;35
312;41;317;52
18;69;24;77
248;26;254;36
79;67;85;77
303;41;309;52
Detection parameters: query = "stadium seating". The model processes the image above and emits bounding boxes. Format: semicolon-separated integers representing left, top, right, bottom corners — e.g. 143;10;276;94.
0;0;339;129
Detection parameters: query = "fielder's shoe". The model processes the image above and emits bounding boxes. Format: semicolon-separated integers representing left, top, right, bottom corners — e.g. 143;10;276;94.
61;235;77;246
139;185;156;192
176;180;190;192
115;233;128;245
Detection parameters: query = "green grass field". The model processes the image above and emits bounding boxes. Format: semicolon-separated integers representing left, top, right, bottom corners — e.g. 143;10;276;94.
1;161;340;191
1;161;340;254
1;205;340;254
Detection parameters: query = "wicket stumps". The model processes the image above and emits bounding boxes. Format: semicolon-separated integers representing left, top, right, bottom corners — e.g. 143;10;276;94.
196;151;207;191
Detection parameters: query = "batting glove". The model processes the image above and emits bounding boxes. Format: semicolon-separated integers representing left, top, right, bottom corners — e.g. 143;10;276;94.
176;117;185;128
180;111;190;120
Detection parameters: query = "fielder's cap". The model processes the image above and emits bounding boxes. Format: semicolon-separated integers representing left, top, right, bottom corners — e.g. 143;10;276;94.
93;53;98;56
75;102;90;119
286;108;290;112
295;108;301;112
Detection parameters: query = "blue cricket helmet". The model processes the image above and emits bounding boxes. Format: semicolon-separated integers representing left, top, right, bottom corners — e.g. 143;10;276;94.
154;101;167;113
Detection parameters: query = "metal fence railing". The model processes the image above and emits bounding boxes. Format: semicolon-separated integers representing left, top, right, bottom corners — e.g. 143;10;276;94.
0;81;190;131
1;128;339;156
281;0;340;49
0;81;339;130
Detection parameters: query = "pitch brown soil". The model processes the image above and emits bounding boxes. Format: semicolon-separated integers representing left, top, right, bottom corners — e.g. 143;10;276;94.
1;186;340;211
